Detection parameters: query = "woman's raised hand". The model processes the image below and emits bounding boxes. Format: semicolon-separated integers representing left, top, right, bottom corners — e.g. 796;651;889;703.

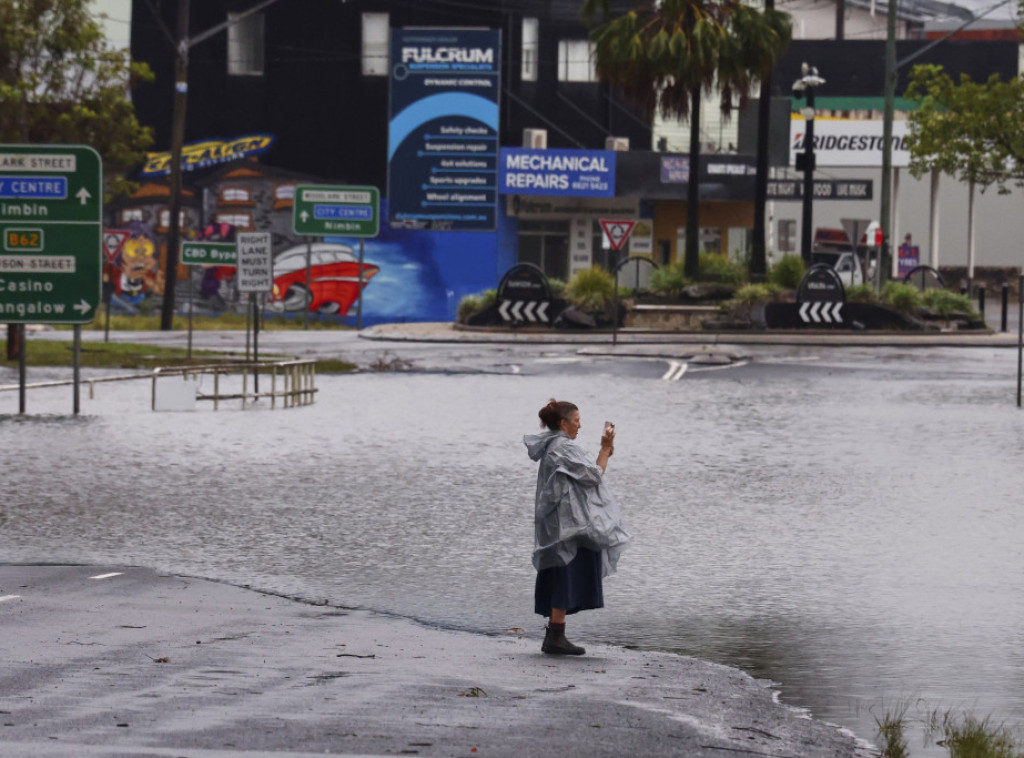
600;426;615;455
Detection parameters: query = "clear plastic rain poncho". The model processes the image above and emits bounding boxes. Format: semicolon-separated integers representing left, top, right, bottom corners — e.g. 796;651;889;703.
524;429;631;577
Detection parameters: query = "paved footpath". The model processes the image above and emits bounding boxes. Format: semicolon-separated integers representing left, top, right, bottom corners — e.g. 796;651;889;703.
0;565;873;758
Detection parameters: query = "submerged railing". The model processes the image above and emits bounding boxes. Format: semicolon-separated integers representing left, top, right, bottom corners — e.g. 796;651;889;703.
151;359;317;411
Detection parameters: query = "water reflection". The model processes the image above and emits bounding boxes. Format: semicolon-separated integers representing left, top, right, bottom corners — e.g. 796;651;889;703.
2;362;1023;755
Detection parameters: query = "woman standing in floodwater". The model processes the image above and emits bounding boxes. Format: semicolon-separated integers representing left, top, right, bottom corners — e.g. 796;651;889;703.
524;399;631;655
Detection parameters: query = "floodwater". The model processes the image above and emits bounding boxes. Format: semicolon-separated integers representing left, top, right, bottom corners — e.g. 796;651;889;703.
2;351;1023;756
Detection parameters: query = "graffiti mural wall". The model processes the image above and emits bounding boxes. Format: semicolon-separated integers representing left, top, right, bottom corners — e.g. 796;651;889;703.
104;183;202;315
106;162;516;324
324;199;516;325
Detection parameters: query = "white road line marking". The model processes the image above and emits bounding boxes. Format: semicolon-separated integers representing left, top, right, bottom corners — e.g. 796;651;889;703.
90;572;124;580
661;360;688;381
0;595;22;603
688;360;749;373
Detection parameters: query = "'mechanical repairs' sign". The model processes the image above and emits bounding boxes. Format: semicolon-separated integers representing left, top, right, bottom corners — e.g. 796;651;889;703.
499;148;617;198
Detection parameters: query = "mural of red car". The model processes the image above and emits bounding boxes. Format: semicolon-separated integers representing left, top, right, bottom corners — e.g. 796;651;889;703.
269;243;379;314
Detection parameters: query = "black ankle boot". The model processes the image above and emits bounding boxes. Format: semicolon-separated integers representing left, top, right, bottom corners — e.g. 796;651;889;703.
542;625;585;655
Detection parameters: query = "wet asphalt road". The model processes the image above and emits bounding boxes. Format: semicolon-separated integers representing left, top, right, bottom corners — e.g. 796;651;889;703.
5;325;1023;758
0;565;868;758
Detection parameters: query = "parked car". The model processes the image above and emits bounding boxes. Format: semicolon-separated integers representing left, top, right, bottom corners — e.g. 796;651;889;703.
812;227;870;287
810;250;866;287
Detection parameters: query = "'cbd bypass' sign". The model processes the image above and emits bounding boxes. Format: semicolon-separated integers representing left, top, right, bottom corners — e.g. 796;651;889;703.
0;145;102;323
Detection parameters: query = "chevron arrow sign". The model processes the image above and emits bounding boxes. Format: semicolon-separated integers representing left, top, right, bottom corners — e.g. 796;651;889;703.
499;299;550;323
799;301;844;324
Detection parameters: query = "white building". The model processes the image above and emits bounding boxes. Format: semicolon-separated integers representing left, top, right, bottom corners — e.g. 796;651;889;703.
652;0;1024;274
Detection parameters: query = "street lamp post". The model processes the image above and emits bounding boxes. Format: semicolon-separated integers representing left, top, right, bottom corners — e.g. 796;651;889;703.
793;63;824;265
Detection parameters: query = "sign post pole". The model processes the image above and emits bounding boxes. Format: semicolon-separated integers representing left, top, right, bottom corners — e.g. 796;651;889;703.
613;267;620;347
357;239;365;329
1017;274;1022;408
252;292;259;394
73;325;81;415
18;323;26;411
305;237;312;331
187;268;193;360
599;220;637;346
104;282;112;342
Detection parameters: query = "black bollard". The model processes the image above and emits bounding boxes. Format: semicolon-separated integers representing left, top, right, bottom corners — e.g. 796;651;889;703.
978;284;986;326
1002;282;1010;332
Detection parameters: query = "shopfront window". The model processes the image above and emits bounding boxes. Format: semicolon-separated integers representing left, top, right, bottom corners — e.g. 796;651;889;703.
778;219;797;253
676;226;723;256
727;227;750;259
518;220;569;281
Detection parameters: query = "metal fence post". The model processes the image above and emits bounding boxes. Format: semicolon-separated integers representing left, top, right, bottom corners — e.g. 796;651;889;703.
1002;282;1009;332
1017;274;1023;407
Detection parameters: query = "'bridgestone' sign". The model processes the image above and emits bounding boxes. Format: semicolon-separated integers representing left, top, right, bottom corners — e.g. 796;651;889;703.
789;120;909;168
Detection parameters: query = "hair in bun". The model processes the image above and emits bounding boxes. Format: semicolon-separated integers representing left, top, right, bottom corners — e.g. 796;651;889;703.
538;398;578;430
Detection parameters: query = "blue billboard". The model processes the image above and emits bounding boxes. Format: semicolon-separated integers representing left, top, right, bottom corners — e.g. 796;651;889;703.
388;29;501;232
498;148;616;197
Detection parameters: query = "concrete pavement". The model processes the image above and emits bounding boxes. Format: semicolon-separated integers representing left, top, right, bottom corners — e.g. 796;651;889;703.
0;565;872;758
361;321;1024;348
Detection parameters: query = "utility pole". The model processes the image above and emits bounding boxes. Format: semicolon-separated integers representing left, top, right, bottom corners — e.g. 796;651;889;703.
161;0;190;331
751;0;774;282
878;0;897;290
152;0;284;331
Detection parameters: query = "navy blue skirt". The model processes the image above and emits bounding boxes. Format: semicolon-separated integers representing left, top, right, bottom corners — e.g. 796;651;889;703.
534;547;604;616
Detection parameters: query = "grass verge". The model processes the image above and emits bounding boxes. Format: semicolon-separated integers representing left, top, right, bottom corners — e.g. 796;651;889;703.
0;340;355;374
875;702;911;758
58;310;355;332
926;711;1022;758
876;703;1023;758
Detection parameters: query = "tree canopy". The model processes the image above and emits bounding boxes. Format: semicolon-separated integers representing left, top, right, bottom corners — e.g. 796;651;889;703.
581;0;791;122
905;64;1024;193
0;0;154;197
581;0;790;277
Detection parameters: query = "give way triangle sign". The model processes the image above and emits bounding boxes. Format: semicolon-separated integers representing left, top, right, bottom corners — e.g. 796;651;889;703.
102;229;132;263
599;219;637;251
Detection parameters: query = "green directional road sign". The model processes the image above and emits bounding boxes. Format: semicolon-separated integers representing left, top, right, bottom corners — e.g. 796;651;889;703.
293;185;380;237
0;144;102;324
181;241;237;266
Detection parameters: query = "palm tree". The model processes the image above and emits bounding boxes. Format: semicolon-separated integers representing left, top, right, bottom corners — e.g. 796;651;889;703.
582;0;791;279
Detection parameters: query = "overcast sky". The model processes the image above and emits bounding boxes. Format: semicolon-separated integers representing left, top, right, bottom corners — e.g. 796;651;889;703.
91;0;131;49
86;0;1018;51
953;0;1020;21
